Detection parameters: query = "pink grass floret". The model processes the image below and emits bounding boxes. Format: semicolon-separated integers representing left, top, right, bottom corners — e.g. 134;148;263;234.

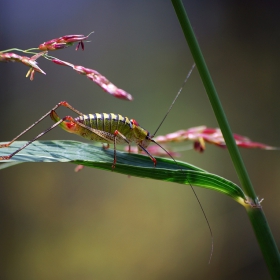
0;52;46;80
52;58;133;101
39;32;93;51
154;126;277;152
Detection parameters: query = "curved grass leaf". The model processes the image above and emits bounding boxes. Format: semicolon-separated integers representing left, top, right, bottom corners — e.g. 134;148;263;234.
0;140;247;205
0;161;22;169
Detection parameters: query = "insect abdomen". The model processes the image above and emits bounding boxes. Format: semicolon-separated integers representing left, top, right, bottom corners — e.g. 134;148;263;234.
76;113;132;135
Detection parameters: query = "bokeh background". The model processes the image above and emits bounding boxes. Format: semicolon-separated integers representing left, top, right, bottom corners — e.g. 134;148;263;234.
0;1;279;279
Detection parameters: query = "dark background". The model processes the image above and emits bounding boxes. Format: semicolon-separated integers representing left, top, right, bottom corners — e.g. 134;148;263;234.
0;1;279;279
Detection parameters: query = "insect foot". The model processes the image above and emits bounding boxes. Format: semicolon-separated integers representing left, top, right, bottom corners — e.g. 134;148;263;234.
0;155;11;160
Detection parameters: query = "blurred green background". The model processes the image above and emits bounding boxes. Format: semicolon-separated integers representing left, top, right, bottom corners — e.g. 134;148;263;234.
0;1;279;279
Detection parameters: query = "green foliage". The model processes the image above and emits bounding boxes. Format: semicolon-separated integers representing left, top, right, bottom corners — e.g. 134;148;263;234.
0;140;247;204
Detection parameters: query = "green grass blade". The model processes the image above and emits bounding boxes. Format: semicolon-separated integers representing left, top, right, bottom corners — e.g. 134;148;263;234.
171;1;280;277
0;140;247;204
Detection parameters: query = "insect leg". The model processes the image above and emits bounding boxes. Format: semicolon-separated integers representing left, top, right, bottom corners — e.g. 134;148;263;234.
102;143;110;149
0;101;84;149
112;130;130;169
0;114;111;160
60;121;128;169
0;118;65;160
112;130;157;167
137;143;157;167
67;122;128;169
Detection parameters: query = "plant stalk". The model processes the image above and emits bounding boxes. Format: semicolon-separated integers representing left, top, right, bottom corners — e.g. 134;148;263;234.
171;0;280;278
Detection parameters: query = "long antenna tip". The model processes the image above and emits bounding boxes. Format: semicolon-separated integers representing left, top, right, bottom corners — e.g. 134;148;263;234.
152;63;196;137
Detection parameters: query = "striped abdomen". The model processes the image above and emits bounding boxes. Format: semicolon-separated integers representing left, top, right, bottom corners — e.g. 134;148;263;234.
75;113;135;143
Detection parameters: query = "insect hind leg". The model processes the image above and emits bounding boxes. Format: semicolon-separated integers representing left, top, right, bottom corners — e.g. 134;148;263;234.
0;114;88;160
0;101;84;149
0;118;65;160
0;100;87;160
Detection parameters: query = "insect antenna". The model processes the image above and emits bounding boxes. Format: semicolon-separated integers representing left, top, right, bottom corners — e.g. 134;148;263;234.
151;138;213;263
151;63;214;263
152;63;196;137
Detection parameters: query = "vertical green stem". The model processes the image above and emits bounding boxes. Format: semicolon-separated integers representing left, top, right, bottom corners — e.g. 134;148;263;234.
171;0;280;278
172;0;255;201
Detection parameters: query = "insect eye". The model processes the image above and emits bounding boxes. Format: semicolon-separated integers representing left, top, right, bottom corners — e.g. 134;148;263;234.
130;119;139;126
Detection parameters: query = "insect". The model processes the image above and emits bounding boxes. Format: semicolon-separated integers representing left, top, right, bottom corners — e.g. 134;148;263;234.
0;101;164;168
0;64;213;262
0;64;195;168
